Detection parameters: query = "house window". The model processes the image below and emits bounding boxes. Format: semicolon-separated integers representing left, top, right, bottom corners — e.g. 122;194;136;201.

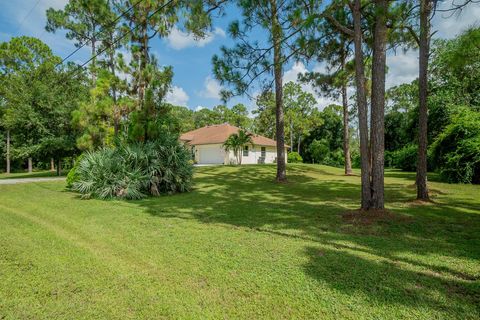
243;145;249;157
261;147;266;157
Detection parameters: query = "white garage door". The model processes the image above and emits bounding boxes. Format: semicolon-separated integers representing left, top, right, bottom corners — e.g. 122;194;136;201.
198;145;224;164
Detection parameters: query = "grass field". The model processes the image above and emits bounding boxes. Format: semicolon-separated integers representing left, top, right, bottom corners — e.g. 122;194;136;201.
0;170;65;179
0;164;479;319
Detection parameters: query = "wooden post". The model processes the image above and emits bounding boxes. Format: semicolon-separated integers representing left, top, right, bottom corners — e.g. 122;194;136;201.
6;130;10;174
56;158;61;176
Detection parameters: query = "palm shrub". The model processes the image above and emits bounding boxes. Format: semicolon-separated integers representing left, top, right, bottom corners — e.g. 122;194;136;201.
72;137;193;199
66;154;84;188
223;130;254;165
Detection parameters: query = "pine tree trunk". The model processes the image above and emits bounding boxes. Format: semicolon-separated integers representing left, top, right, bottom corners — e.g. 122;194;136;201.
271;0;286;182
351;0;371;209
416;0;432;200
91;33;97;85
57;159;61;176
50;158;55;171
297;135;301;153
6;130;10;174
341;49;353;175
109;38;119;137
28;157;33;173
370;0;388;209
136;3;150;142
290;121;294;152
142;25;149;142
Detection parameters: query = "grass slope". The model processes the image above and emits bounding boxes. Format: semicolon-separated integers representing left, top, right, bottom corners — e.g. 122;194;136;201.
0;164;479;319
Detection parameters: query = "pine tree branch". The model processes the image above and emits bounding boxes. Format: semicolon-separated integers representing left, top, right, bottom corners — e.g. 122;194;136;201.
325;15;354;37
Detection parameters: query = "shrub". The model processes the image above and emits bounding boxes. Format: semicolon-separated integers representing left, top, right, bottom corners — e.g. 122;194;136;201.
392;144;418;172
308;139;344;167
384;150;396;168
430;108;480;183
66;154;84;188
351;149;361;168
308;139;330;163
287;151;303;163
72;137;193;199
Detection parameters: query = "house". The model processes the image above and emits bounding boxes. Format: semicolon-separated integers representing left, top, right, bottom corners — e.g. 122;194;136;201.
180;123;287;165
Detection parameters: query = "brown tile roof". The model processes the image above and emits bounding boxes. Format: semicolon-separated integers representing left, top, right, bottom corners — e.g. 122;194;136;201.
180;123;283;147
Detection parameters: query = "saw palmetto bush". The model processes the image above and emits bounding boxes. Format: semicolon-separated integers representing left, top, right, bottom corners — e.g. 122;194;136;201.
72;137;193;200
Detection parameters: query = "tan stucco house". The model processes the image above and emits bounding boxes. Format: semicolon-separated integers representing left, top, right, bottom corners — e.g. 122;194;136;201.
180;123;287;165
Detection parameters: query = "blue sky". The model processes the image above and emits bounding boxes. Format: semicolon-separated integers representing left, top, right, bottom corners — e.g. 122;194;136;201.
1;0;479;112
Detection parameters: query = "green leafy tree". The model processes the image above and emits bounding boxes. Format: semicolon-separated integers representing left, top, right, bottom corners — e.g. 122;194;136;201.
430;108;480;184
385;82;418;152
302;104;342;164
0;37;88;174
283;82;318;153
230;103;251;129
252;91;276;139
193;108;218;128
170;104;195;132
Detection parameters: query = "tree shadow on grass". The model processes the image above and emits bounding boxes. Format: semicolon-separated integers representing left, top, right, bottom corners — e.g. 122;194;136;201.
134;165;480;314
303;245;479;317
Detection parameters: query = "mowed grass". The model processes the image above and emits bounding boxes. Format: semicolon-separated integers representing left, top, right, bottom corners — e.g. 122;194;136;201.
0;170;65;179
0;164;479;319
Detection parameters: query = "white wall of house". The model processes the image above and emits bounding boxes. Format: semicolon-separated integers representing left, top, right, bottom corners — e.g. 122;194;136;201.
192;143;287;165
226;144;287;165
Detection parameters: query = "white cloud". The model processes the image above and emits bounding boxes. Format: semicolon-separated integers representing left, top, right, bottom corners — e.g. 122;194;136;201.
166;85;189;106
1;0;85;56
195;105;205;111
166;26;226;50
432;2;480;39
283;61;340;110
384;2;480;88
12;0;67;37
386;50;419;88
199;76;222;99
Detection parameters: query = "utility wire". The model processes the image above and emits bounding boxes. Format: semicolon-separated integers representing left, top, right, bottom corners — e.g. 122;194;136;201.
56;0;144;67
66;0;176;81
12;0;42;36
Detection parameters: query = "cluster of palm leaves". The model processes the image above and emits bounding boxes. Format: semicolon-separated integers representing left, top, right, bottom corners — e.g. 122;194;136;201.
223;130;254;165
72;138;193;200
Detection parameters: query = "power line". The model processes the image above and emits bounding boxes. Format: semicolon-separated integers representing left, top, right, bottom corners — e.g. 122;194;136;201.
66;0;176;81
56;0;144;67
12;0;41;36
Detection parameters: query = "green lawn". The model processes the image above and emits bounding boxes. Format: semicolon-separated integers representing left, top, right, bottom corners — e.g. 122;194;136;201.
0;164;479;319
0;170;65;179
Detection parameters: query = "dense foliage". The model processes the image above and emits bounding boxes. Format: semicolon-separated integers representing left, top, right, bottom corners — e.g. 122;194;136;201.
287;152;303;163
0;37;88;171
385;144;418;172
430;109;480;184
301;105;344;166
382;27;480;183
72;137;193;200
